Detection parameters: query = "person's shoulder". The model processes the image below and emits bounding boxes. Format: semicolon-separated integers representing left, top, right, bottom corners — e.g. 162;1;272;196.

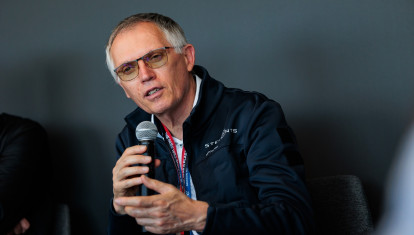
223;87;279;106
1;113;39;125
0;113;46;137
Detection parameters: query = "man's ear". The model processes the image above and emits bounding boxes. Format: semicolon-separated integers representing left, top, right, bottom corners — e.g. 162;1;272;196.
183;44;195;72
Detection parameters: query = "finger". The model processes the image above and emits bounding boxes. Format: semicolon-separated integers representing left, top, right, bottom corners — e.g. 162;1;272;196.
117;177;176;206
116;165;150;180
141;175;175;194
114;194;164;209
123;145;147;156
124;205;160;219
154;159;161;168
138;219;176;235
114;196;146;207
123;155;152;166
114;178;178;207
113;176;142;191
135;217;161;228
134;217;165;234
113;158;152;182
115;155;152;172
114;146;148;170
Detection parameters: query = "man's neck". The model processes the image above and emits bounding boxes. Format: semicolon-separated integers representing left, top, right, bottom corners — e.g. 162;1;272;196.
156;75;196;140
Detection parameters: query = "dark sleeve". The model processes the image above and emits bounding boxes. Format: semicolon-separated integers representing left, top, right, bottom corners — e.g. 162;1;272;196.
107;198;142;235
0;115;51;233
203;101;315;234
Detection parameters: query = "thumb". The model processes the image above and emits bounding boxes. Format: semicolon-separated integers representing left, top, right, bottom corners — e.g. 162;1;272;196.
141;175;175;194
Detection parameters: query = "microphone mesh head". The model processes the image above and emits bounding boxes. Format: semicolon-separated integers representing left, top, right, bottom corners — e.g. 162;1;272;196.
136;121;158;141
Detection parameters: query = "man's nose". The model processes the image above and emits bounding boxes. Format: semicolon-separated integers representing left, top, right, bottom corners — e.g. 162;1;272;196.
137;60;155;82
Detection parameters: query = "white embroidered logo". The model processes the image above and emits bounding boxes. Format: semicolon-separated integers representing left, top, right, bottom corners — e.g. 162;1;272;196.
204;129;238;149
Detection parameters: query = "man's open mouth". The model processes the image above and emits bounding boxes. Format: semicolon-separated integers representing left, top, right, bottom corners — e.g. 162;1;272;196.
147;88;161;96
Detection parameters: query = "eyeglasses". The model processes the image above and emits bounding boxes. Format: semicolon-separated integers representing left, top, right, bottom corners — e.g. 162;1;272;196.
114;46;175;81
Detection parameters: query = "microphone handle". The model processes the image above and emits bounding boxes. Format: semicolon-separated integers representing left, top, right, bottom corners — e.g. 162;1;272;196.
138;140;155;234
139;140;155;196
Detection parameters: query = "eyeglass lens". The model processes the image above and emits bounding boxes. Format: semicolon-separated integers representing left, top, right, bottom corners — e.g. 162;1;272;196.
116;48;169;81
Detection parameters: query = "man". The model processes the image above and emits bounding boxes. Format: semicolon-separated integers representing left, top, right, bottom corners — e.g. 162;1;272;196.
0;113;52;235
106;13;315;234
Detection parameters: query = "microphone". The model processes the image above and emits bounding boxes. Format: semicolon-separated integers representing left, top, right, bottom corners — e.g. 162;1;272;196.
135;121;157;197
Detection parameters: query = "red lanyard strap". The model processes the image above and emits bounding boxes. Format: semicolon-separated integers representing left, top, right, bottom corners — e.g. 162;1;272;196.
162;123;187;193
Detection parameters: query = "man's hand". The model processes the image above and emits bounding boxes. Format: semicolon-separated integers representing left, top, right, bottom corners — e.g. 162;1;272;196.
114;175;208;234
112;145;160;215
7;218;30;235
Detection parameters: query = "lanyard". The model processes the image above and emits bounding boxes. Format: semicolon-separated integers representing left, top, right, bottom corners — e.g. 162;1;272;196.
161;124;195;235
161;123;192;199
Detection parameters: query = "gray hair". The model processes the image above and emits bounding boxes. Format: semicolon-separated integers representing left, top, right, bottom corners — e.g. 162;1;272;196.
105;13;188;83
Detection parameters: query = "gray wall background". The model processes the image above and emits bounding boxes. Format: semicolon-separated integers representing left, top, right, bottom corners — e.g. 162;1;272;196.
1;0;413;234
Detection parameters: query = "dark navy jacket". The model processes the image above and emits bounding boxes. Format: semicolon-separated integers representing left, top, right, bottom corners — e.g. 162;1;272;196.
108;66;315;234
